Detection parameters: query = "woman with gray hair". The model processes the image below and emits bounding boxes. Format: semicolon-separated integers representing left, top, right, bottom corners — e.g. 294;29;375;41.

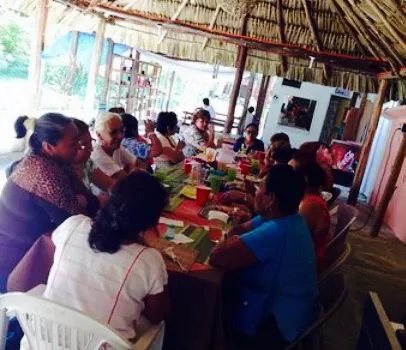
91;112;140;181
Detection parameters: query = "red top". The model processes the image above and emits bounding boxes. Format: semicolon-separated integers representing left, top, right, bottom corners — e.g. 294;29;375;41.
301;194;330;274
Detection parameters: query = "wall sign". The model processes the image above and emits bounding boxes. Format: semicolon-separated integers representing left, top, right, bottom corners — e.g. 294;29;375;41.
334;87;352;98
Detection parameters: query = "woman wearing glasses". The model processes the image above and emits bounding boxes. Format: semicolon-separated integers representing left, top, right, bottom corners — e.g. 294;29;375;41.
233;123;265;154
72;119;116;198
92;112;141;181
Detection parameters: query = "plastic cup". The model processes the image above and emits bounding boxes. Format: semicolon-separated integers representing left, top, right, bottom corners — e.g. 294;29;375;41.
184;159;193;175
240;163;251;176
210;176;222;194
208;227;223;242
255;151;266;161
196;186;211;206
227;168;237;181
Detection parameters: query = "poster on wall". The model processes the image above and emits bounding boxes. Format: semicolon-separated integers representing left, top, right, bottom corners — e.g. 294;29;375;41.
330;140;362;173
278;96;317;131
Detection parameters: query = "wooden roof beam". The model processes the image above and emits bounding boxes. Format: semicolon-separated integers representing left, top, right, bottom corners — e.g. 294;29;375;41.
301;0;330;79
157;0;189;45
365;0;406;53
201;5;221;51
328;0;369;57
377;67;406;80
276;0;288;74
57;0;391;73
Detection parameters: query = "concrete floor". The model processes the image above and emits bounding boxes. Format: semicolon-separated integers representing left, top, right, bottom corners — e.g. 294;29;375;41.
324;199;406;350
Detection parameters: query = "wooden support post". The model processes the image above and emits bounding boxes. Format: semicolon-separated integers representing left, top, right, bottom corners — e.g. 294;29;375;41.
225;15;249;134
370;132;406;237
165;70;175;111
28;0;50;115
255;75;271;122
66;31;79;96
347;79;389;205
85;18;106;112
225;46;248;134
242;72;256;116
100;38;114;106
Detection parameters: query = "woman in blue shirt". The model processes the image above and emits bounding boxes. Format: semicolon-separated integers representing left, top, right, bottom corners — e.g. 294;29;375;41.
210;165;318;349
233;123;265;154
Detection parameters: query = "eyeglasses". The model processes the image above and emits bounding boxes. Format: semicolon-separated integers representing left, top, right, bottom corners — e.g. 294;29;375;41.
78;138;96;150
109;127;125;137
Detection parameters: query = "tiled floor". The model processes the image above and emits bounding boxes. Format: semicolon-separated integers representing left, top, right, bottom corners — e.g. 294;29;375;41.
324;198;406;350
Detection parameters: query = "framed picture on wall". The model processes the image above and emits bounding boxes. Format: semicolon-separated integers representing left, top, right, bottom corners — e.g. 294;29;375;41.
278;96;317;131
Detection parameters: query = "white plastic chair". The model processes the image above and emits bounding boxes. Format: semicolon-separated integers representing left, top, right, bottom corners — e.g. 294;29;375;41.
0;292;164;350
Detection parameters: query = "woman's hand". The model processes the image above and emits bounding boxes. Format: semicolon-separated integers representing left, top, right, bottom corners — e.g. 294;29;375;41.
176;140;186;151
145;119;155;135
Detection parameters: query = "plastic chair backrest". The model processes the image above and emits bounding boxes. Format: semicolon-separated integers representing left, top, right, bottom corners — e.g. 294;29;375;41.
0;293;132;350
329;204;358;247
321;243;351;282
284;272;348;350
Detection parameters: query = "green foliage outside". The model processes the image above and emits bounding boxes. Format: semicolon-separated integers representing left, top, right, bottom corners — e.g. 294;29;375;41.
0;19;30;78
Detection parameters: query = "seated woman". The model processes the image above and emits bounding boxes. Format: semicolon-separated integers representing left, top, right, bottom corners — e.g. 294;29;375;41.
182;108;216;155
154;112;185;169
72;118;116;196
92;112;141;181
30;171;170;344
293;142;334;191
233;123;265;154
0;114;89;292
259;140;292;178
298;163;331;275
121;113;163;170
209;165;318;349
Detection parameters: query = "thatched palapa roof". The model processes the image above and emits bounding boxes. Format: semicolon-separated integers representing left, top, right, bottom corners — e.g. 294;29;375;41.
6;0;406;93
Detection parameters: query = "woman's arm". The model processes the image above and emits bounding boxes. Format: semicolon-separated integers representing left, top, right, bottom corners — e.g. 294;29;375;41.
143;286;170;324
160;141;185;164
148;134;163;158
90;168;116;193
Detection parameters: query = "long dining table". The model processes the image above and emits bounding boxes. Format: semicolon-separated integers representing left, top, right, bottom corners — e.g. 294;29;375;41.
7;186;227;350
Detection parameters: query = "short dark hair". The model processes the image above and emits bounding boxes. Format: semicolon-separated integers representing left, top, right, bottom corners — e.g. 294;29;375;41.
15;113;73;154
270;141;293;164
192;108;211;124
89;171;168;254
270;132;290;145
248;106;255;113
265;164;305;216
121;113;139;138
108;107;125;114
299;163;326;190
203;98;210;106
156;112;178;134
72;118;89;136
245;123;259;132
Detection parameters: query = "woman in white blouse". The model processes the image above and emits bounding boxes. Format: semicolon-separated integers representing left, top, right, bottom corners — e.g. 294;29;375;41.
41;171;170;342
154;112;185;169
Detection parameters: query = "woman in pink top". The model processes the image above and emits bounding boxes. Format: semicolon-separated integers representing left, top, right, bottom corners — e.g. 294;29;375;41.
43;171;170;342
298;163;331;275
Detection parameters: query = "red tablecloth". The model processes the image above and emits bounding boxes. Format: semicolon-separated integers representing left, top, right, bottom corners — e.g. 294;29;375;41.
8;204;225;350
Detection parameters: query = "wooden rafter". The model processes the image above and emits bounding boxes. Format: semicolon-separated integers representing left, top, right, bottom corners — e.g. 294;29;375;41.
356;5;404;68
157;0;189;45
201;5;221;51
337;0;400;72
365;0;406;53
276;0;288;74
56;0;392;73
328;0;369;57
301;0;330;79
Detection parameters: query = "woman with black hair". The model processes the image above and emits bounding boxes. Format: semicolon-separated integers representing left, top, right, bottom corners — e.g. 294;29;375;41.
121;113;162;170
42;171;170;341
154;111;185;169
0;113;89;292
233;123;265;154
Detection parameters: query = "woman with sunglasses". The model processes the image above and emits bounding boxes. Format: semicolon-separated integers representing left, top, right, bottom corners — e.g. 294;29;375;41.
92;112;142;182
233;123;265;154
